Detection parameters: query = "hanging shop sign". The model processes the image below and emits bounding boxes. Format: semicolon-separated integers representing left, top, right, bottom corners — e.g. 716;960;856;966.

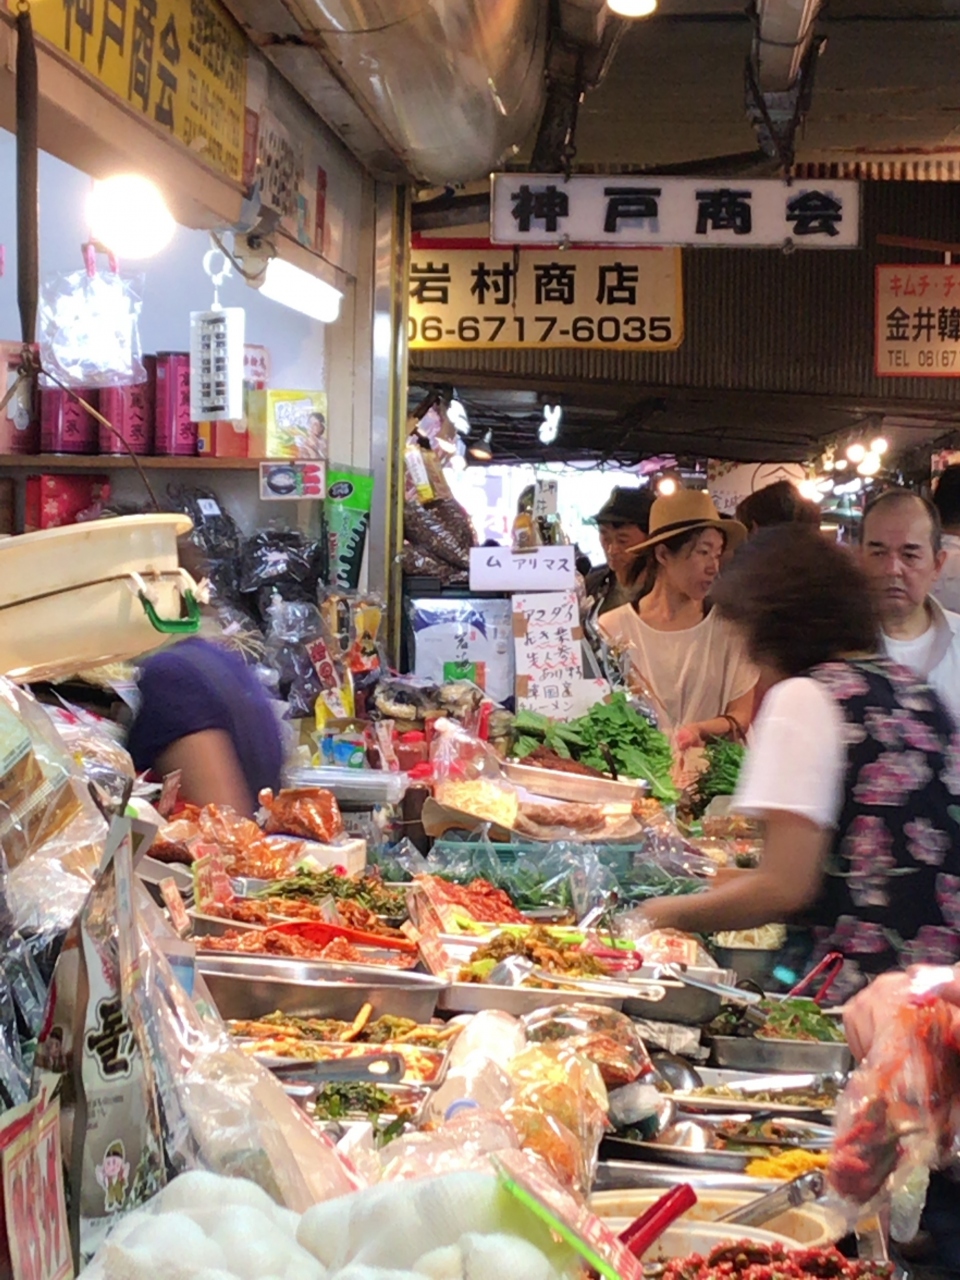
490;174;860;249
409;240;683;351
19;0;248;182
876;265;960;377
707;461;808;517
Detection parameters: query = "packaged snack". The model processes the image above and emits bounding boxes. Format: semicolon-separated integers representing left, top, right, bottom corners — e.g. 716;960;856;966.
522;1004;654;1089
259;788;343;845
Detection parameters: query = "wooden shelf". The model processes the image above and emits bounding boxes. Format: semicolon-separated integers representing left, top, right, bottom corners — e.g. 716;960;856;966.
0;454;263;471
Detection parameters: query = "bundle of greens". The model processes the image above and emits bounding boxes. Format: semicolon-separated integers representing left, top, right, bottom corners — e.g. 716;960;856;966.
689;739;746;817
512;692;678;803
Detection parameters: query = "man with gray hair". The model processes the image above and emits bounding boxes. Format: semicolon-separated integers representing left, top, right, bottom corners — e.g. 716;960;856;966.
860;487;960;727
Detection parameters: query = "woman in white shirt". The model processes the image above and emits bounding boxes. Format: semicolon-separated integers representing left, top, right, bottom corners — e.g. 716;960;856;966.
636;525;960;999
599;490;756;749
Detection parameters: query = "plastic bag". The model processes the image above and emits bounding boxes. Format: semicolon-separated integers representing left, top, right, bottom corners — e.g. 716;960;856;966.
259;788;343;844
828;977;960;1237
40;269;145;387
264;598;324;719
239;528;322;599
521;1004;654;1089
403;497;474;571
166;484;244;603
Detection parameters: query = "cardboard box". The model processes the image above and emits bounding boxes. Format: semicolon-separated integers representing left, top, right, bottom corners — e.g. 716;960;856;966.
24;474;110;532
246;389;327;460
197;420;249;458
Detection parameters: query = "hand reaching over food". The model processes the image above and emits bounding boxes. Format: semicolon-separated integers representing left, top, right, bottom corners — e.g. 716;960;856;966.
843;965;960;1061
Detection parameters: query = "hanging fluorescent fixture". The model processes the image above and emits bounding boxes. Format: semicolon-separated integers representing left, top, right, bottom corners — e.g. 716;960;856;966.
259;257;343;323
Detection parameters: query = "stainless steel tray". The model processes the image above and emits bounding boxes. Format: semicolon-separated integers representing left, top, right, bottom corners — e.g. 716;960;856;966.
622;980;722;1026
593;1161;779;1194
709;1036;852;1075
198;956;447;1023
189;911;264;937
501;760;647;804
437;982;623;1016
671;1072;840;1117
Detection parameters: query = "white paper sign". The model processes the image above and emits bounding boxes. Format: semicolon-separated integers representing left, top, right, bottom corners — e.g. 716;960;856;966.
469;546;576;593
513;590;583;717
534;479;559;518
491;174;860;249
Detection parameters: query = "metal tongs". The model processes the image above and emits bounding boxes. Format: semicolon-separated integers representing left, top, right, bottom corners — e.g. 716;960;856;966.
653;963;766;1023
270;1052;406;1095
487;954;667;1001
717;1171;825;1226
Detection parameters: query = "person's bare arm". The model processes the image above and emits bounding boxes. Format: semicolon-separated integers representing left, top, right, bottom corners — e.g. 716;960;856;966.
675;689;756;751
156;730;254;815
640;811;830;933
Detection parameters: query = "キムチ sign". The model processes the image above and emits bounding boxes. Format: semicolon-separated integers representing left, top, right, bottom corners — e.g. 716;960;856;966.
490;174;860;249
20;0;247;182
410;240;682;351
876;265;960;377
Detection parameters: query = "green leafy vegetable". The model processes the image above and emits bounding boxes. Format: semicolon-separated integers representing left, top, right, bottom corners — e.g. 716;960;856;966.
691;740;746;816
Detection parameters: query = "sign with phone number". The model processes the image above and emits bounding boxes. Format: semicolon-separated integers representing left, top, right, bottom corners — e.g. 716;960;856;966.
876;265;960;377
409;242;683;351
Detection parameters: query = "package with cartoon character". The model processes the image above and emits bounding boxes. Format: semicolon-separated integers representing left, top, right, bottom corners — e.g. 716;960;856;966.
35;819;166;1267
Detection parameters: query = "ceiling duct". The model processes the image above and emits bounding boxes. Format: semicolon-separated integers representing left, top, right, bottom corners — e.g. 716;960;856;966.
746;0;825;171
220;1;551;184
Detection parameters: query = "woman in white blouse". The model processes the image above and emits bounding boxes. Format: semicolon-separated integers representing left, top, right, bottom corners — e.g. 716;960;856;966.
599;490;756;749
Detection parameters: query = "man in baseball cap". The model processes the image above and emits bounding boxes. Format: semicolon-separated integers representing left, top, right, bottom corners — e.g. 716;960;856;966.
586;486;655;617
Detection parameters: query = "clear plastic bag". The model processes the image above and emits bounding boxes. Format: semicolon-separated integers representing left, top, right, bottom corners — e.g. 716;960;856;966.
39;269;145;387
521;1004;654;1090
828;981;960;1236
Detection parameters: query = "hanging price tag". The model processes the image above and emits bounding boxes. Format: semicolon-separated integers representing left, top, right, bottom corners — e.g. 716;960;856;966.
534;479;558;517
189;308;245;421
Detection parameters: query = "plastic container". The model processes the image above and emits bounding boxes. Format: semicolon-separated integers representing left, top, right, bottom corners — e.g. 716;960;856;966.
40;386;98;453
98;356;156;454
395;731;429;773
154;352;197;455
284;766;409;806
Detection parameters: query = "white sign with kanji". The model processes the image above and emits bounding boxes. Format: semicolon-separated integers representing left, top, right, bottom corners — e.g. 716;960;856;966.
490;174;860;249
512;590;584;718
876;265;960;377
410;240;682;351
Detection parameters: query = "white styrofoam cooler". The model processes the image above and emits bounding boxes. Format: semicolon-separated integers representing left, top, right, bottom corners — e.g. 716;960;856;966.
0;514;200;681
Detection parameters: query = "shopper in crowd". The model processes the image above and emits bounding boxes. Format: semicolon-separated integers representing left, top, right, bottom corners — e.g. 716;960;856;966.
735;479;820;534
585;486;655;618
599;490;755;746
634;525;960;998
859;488;960;727
932;464;960;614
128;637;284;816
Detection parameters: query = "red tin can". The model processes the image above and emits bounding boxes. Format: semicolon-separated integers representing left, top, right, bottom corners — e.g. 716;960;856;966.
154;352;197;456
40;386;99;454
98;356;157;455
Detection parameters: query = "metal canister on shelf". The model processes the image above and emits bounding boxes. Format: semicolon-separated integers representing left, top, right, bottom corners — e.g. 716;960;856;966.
154;352;197;456
98;355;156;455
40;386;99;454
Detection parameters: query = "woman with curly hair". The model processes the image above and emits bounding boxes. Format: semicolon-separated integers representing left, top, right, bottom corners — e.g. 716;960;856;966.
636;524;960;998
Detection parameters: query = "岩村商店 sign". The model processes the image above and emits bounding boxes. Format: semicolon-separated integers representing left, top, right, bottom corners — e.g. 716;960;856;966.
409;240;683;351
876;266;960;377
18;0;248;182
490;174;860;249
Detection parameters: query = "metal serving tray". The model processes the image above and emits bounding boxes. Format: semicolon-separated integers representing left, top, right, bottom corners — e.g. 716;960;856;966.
437;982;623;1017
670;1071;841;1118
500;761;647;805
709;1036;852;1075
189;911;264;937
622;980;722;1026
600;1111;833;1173
593;1161;779;1194
198;955;447;1024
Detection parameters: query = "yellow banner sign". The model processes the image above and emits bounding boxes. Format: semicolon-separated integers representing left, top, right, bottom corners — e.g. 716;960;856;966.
20;0;247;182
876;265;960;377
409;242;683;351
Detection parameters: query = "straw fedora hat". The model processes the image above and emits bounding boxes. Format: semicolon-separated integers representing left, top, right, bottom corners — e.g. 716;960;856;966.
627;490;747;555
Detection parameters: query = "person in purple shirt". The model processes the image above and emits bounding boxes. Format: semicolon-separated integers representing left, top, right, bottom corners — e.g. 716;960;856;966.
127;637;283;816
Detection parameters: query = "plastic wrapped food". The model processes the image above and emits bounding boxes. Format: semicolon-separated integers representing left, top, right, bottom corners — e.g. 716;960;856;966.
522;1004;654;1089
403;496;475;570
828;979;960;1234
259;787;344;844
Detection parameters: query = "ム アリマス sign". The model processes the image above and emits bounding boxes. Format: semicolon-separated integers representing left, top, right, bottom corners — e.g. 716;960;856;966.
19;0;248;182
490;174;860;249
409;240;683;351
876;266;960;377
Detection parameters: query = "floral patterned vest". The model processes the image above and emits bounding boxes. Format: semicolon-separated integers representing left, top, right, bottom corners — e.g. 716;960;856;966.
805;658;960;994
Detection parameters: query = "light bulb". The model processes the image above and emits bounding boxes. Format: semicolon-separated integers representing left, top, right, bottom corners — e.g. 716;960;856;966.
469;430;493;462
607;0;657;14
858;452;881;477
657;476;678;497
846;442;866;464
835;459;848;472
823;458;835;472
798;479;819;500
871;436;888;455
87;174;176;259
